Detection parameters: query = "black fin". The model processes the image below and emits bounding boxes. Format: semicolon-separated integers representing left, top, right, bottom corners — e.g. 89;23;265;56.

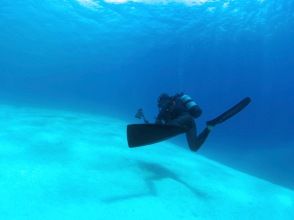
127;124;185;148
207;97;251;126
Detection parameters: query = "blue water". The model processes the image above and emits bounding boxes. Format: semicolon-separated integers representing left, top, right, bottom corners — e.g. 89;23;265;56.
0;0;293;190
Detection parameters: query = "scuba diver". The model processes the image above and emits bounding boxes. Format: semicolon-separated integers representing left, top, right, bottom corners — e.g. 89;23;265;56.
136;93;214;152
130;93;251;150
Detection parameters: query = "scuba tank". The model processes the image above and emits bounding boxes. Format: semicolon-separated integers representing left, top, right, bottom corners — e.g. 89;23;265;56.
180;94;197;109
179;93;202;118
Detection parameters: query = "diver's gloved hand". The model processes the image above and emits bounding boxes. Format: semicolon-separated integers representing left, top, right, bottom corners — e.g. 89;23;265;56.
135;108;149;124
135;108;144;119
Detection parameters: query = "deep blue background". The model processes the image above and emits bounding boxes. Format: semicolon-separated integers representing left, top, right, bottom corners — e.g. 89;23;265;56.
0;0;293;188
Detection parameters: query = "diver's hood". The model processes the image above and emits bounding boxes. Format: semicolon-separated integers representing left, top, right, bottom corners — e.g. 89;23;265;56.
157;93;171;108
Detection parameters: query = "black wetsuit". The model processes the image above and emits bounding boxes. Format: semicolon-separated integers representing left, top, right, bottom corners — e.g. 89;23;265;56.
155;95;211;152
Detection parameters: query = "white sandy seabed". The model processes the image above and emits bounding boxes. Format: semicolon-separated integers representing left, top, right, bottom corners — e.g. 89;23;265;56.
0;104;293;220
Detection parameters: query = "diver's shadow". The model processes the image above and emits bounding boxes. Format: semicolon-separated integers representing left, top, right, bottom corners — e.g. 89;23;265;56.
102;161;208;203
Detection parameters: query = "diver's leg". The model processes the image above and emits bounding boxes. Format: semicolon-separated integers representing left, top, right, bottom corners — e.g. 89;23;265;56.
185;121;198;151
185;119;214;152
167;114;194;130
168;115;212;152
186;126;211;152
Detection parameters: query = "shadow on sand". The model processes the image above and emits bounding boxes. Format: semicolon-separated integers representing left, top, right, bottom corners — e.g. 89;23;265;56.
102;160;209;203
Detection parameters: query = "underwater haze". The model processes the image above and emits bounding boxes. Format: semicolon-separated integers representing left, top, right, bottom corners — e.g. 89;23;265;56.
0;0;294;219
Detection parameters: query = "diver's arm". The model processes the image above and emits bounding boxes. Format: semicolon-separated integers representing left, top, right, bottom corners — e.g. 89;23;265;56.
155;116;163;124
155;111;165;124
143;116;150;124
